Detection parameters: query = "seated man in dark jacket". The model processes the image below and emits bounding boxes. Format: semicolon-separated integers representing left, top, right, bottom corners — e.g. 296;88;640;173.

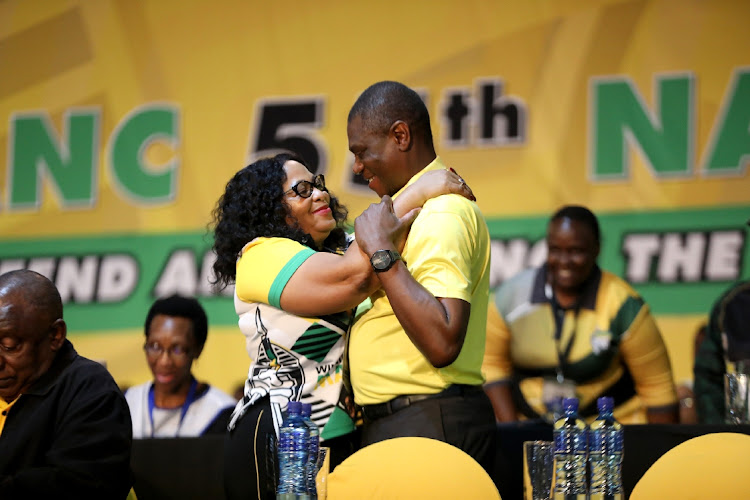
0;269;133;499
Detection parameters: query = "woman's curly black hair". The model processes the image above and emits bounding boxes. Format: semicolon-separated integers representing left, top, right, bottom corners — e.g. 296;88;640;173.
210;152;349;289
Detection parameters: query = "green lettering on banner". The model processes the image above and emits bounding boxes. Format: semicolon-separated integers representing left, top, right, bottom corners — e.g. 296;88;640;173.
591;75;693;179
703;68;750;174
109;104;180;203
9;109;99;209
0;232;234;334
0;206;746;334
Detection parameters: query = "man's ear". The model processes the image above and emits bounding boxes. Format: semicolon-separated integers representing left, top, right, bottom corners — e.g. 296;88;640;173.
49;318;67;351
390;120;412;152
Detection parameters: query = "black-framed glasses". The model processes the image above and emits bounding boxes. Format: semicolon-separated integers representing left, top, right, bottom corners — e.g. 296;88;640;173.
284;174;326;198
143;342;191;360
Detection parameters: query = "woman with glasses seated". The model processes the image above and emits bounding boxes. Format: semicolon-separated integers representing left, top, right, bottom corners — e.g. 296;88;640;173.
211;151;474;500
124;294;236;438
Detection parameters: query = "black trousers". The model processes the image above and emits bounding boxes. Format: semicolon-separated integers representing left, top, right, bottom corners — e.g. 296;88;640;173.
224;397;276;500
360;386;497;477
224;396;360;500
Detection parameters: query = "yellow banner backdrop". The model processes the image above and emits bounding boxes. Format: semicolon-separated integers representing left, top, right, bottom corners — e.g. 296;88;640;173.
1;0;748;392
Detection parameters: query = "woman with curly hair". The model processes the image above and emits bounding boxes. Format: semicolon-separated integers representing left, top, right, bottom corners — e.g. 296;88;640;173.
211;151;473;500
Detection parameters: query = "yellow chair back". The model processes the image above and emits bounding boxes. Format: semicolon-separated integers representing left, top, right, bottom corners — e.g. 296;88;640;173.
630;432;750;500
327;437;501;500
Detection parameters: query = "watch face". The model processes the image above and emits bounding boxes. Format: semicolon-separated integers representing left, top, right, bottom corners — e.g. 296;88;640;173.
371;251;391;270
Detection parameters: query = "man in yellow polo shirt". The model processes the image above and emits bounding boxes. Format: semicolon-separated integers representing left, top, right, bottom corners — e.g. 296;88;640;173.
347;81;496;474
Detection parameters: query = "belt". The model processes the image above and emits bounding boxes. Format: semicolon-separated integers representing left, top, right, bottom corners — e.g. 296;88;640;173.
360;384;483;421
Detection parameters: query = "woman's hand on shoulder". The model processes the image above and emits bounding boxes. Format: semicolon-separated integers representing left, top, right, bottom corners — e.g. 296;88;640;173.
393;168;475;217
411;168;476;204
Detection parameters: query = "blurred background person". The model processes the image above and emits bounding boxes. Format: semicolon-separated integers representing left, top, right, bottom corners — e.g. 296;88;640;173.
0;270;132;499
483;205;679;424
125;294;235;438
211;152;472;500
694;279;750;423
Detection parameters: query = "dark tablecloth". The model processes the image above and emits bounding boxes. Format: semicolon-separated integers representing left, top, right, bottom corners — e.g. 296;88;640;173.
131;423;750;500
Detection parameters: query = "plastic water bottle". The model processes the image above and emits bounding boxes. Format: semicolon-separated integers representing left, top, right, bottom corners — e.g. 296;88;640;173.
553;397;588;500
276;401;311;500
300;403;320;499
588;397;624;500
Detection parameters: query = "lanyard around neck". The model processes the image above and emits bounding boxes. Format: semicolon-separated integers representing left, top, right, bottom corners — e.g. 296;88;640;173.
546;283;580;383
148;377;198;438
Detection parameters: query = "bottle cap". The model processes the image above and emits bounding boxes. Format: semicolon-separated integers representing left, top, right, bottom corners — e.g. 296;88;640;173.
287;401;302;414
562;397;579;412
597;396;614;413
300;403;311;417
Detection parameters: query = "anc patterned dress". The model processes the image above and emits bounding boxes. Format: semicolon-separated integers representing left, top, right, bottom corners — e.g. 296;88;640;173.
227;237;355;441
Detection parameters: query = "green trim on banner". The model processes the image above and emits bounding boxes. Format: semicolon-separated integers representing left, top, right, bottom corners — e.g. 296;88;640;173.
0;205;747;333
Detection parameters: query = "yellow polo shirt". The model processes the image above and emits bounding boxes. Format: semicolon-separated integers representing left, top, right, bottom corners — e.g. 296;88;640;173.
350;157;491;405
0;396;18;436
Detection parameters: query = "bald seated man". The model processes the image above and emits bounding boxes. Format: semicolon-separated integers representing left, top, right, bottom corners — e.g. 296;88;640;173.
0;270;133;499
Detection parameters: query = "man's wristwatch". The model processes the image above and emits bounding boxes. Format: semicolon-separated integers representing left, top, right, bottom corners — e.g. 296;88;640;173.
370;249;401;272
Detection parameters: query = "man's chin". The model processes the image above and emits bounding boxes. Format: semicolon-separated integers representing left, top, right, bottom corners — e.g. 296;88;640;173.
366;179;386;198
373;186;394;198
0;375;20;392
552;279;584;293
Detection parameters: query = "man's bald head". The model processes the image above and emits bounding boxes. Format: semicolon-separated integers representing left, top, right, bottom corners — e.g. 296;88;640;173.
0;270;66;401
0;270;63;328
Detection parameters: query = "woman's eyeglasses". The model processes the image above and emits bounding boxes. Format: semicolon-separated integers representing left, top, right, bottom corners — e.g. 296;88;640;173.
284;174;326;198
143;342;191;360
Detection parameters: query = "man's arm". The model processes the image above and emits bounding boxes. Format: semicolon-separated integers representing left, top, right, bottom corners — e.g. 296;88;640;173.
354;196;472;368
372;262;469;367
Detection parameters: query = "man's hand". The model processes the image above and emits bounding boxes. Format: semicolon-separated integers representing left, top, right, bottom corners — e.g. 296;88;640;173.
354;196;420;256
